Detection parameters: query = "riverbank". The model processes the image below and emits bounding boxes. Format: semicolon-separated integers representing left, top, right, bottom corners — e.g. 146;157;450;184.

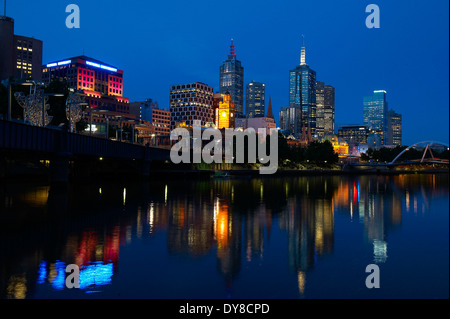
1;161;448;182
146;167;449;179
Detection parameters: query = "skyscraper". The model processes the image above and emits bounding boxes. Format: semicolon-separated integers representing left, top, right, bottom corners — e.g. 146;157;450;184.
220;39;244;118
289;39;317;137
245;81;265;118
170;82;214;128
316;81;325;137
388;109;402;146
323;84;335;136
363;90;388;145
279;105;302;136
0;15;43;81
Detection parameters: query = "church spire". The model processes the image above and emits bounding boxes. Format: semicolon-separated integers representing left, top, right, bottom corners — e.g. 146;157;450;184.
267;97;274;119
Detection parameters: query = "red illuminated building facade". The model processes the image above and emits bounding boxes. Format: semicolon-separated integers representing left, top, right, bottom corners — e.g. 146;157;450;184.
42;56;130;114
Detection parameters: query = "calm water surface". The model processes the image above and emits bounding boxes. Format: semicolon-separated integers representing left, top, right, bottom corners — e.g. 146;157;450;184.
0;174;448;299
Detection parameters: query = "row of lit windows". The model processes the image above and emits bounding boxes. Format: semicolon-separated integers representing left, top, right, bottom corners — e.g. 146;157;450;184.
170;104;212;109
171;99;212;105
109;76;123;84
109;88;122;94
171;92;213;98
152;114;170;120
152;110;170;116
171;106;213;112
16;46;33;52
80;69;95;77
80;76;94;82
16;61;32;66
110;82;122;89
171;84;213;91
16;65;32;70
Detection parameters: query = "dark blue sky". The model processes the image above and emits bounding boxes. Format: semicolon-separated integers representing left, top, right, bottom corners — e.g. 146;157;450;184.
7;0;449;145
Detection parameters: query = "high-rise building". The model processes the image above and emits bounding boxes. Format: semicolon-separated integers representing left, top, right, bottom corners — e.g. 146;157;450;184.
279;105;302;136
289;40;316;137
42;56;130;114
338;125;369;145
170;82;214;128
323;85;335;136
213;92;235;129
220;39;244;118
316;82;335;138
245;81;265;118
0;15;43;81
316;81;325;137
363;90;389;145
388;109;402;146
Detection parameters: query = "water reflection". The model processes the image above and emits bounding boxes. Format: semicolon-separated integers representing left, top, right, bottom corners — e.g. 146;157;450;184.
0;174;448;298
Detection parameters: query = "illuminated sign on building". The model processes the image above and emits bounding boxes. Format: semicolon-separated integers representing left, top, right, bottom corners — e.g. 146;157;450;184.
86;60;118;72
46;59;118;73
58;60;72;66
46;60;72;68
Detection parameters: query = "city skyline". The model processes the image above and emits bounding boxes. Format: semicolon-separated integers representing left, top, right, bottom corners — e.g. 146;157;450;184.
3;0;449;145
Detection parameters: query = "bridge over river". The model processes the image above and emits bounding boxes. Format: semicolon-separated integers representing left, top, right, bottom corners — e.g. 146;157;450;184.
0;119;171;183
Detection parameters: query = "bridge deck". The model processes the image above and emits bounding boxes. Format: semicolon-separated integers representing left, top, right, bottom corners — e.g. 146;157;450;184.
0;119;170;161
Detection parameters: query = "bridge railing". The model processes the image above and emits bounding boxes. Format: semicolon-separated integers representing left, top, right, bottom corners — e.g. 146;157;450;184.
1;119;169;161
66;132;144;159
0;119;59;153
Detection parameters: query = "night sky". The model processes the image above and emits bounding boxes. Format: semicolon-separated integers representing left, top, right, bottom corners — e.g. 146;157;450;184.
6;0;449;145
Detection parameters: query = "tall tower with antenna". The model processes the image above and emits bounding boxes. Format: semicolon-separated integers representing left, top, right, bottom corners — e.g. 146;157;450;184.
300;35;306;66
288;35;317;137
220;38;244;118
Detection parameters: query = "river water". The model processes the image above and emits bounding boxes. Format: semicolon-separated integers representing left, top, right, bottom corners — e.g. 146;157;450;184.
0;173;448;299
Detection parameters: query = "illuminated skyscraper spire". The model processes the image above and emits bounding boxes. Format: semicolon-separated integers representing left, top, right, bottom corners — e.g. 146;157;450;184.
300;35;306;65
228;38;236;59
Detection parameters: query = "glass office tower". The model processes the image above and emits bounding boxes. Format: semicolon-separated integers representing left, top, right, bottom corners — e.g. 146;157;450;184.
246;81;265;118
289;43;317;136
388;109;402;146
220;39;244;118
279;105;302;136
363;90;388;145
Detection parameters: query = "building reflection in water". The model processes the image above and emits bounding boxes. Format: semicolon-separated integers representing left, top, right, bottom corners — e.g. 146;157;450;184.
0;173;447;298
